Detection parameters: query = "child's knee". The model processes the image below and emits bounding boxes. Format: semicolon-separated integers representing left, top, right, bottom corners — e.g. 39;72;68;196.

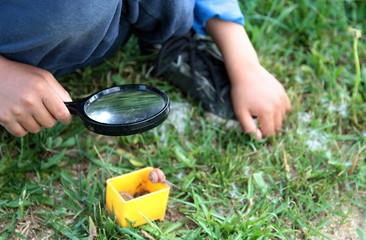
48;1;120;39
124;0;195;43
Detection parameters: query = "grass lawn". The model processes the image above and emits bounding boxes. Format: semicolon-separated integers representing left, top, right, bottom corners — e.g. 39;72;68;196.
0;0;365;239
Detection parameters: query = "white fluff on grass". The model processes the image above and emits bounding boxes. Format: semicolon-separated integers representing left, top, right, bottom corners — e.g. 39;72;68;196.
297;128;332;152
297;111;312;123
320;94;350;118
156;101;193;142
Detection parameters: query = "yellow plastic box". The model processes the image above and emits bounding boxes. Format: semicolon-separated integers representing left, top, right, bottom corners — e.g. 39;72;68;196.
106;167;170;227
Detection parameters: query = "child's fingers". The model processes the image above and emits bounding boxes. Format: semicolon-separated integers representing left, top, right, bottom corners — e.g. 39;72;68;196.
33;105;57;129
2;122;27;137
42;71;72;102
238;110;262;140
41;74;72;125
42;87;71;125
284;94;292;112
258;113;275;137
274;110;283;133
18;117;42;134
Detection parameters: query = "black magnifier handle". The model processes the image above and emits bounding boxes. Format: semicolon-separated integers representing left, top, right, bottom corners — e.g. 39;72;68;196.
64;101;82;115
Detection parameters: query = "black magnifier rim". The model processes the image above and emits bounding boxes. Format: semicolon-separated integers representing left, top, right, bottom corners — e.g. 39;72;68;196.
75;84;169;136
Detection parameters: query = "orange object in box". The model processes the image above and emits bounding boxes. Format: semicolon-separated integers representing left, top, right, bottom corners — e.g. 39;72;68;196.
106;167;170;227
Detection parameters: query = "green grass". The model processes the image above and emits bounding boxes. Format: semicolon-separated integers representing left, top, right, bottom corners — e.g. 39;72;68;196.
1;0;365;239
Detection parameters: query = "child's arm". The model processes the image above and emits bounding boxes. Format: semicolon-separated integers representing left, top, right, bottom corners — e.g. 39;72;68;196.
205;18;291;140
0;55;72;137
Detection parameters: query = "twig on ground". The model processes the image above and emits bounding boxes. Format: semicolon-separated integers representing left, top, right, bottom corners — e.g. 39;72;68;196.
348;144;366;175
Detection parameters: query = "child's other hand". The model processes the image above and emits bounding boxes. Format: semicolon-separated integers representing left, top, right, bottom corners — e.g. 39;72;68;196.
231;64;291;140
205;18;291;140
0;56;72;137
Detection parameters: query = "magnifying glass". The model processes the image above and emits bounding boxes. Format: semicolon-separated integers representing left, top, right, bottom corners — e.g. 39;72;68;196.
65;84;170;136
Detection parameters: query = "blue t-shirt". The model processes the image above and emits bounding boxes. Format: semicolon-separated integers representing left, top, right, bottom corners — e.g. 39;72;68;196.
194;0;244;35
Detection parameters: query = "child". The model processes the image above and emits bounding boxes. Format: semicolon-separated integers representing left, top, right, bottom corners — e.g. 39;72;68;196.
0;0;290;139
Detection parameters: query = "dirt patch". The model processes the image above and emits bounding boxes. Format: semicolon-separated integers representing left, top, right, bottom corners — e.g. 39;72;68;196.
6;206;55;240
313;204;365;240
165;203;198;229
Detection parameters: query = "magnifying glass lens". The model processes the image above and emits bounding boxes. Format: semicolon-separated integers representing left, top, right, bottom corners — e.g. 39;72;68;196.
85;90;165;124
65;84;169;136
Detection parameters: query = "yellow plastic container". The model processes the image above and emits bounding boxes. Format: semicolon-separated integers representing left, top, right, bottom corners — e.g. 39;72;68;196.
106;167;170;227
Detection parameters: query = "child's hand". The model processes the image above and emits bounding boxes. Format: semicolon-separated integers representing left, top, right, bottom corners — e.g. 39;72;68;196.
231;64;291;139
206;18;291;140
0;56;72;137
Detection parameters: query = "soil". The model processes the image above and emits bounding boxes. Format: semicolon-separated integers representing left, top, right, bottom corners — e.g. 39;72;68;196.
312;204;366;240
133;190;150;198
119;190;150;201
